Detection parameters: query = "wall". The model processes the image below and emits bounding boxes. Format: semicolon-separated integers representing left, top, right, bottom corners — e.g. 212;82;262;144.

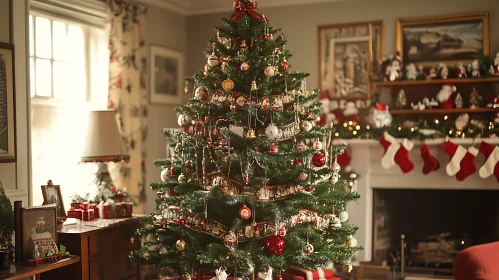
143;7;188;213
186;0;499;88
0;0;29;206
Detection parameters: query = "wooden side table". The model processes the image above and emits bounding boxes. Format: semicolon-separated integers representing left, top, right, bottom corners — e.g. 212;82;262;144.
0;256;80;280
41;217;140;280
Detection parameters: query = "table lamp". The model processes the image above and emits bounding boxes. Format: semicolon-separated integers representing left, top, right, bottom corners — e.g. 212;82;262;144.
81;110;129;202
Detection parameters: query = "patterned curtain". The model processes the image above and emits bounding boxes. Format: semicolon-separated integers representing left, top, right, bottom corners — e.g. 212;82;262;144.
107;1;148;211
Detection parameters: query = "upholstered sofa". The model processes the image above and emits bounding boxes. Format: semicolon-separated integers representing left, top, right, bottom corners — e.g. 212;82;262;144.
453;241;499;280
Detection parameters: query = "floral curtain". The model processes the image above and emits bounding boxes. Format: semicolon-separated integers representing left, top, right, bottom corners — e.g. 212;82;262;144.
107;0;148;211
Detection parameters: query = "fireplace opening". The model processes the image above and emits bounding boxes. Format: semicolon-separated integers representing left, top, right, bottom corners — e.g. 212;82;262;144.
372;188;499;270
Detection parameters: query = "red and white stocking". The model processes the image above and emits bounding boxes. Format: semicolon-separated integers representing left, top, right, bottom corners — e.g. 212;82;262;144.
379;132;414;173
456;146;478;181
333;139;352;169
478;141;499;181
421;144;439;174
442;140;467;176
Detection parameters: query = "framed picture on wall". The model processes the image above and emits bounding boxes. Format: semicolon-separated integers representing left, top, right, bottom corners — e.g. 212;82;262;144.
396;12;489;66
0;42;16;163
318;21;383;101
149;45;184;105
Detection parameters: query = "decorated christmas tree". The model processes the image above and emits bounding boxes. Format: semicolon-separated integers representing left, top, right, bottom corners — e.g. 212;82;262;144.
131;1;360;279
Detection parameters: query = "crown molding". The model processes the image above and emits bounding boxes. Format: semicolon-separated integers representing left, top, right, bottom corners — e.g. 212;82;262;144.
141;0;345;16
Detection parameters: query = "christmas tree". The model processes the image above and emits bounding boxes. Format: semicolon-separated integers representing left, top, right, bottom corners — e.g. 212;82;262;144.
131;1;360;278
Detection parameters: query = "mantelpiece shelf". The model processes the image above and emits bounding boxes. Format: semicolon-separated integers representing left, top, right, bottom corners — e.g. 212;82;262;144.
390;108;499;115
374;77;499;86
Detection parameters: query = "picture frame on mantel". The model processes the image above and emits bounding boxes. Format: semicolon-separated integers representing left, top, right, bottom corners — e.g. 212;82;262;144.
41;180;67;223
396;12;489;67
318;21;383;101
0;42;16;163
149;44;184;105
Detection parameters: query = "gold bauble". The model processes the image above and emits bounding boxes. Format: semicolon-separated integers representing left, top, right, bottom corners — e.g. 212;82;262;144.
346;236;357;248
176;239;186;251
345;264;353;273
222;78;235;92
245;128;256;139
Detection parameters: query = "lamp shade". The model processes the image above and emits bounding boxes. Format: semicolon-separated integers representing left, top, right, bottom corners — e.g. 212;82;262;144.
81;110;130;162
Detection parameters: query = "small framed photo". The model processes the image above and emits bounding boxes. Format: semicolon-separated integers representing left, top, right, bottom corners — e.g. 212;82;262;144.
41;180;66;223
318;21;383;100
396;12;489;66
21;205;58;262
0;42;16;163
149;45;184;105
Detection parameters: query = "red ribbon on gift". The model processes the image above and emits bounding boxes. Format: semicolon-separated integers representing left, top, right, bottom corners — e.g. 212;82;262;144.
375;103;388;111
230;1;268;23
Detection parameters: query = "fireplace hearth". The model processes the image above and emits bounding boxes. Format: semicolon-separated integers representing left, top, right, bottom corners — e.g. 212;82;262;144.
372;189;499;268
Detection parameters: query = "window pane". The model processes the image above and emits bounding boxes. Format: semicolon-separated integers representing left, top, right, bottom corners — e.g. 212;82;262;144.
68;25;86;100
53;21;67;61
53;61;69;99
35;17;52;59
30;57;35;97
68;25;85;63
29;15;34;56
35;58;52;97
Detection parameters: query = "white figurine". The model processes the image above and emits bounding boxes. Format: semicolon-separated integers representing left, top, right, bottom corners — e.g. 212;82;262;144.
492;53;499;76
456;62;468;78
438;63;449;79
386;60;401;81
405;63;417;80
471;59;481;78
211;267;228;280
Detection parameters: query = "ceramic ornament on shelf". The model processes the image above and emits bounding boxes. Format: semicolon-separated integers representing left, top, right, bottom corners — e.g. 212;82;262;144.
396;90;407;109
405;63;417;80
455;92;463;108
470;59;481;78
369;103;392;128
456;62;467;78
491;53;499;76
437;63;449;79
469;87;483;109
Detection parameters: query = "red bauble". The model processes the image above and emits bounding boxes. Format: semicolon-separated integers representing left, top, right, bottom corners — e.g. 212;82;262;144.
185;160;193;168
269;144;279;155
238;205;252;220
304;184;313;192
178;218;185;226
277;275;284;280
265;235;285;256
281;61;289;70
312;152;326;167
293;158;303;166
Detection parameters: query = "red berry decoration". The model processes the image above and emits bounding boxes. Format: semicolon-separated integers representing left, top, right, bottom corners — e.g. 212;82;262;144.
269;144;279;155
178;218;185;226
293;158;303;166
312;152;326;167
304;184;313;192
265;235;285;256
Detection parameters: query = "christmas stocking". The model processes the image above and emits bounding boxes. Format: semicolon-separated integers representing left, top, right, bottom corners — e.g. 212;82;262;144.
394;138;414;173
421;144;439;174
442;140;467;176
478;141;499;180
333;139;352;169
379;132;400;169
456;146;479;181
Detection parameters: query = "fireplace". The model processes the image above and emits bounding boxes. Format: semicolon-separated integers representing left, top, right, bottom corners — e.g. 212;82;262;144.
372;188;499;268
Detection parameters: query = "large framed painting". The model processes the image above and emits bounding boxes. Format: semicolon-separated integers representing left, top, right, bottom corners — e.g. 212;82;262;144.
318;21;383;100
150;45;184;105
396;12;489;66
0;42;15;163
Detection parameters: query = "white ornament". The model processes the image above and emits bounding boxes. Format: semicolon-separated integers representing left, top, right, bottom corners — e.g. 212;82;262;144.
300;120;313;131
455;113;469;131
241;62;249;71
370;104;392;128
312;140;323;150
265;124;279;140
161;168;169;182
471;59;481;78
207;54;219;67
210;267;228;280
264;65;276;77
339;211;349;222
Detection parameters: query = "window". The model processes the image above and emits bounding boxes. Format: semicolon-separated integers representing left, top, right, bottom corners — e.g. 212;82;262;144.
29;11;109;210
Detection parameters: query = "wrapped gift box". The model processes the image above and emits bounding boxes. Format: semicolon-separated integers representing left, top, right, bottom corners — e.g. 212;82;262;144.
82;209;94;221
124;202;133;217
196;270;242;280
70;202;81;209
67;209;83;219
80;201;89;210
90;203;99;218
115;202;123;218
284;266;339;280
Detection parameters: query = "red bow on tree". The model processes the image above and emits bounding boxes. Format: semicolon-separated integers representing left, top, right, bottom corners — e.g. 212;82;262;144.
230;1;268;23
375;103;388;111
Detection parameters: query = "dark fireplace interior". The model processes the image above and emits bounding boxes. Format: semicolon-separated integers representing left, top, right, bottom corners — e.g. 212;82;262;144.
373;189;499;270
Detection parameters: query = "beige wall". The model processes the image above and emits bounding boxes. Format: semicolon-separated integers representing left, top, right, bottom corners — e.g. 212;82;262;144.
0;0;9;43
186;0;499;89
143;7;188;213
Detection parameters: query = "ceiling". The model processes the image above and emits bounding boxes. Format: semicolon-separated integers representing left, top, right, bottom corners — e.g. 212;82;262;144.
140;0;345;15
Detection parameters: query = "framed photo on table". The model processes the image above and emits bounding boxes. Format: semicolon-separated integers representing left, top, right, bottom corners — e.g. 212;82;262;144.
149;45;184;105
396;12;489;66
0;42;16;163
41;180;67;223
20;205;58;262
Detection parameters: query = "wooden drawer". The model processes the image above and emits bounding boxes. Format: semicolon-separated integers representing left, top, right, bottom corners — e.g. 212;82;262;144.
89;222;137;259
90;251;137;280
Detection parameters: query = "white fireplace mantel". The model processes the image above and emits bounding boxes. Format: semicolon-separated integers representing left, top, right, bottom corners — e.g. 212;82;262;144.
345;138;499;263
